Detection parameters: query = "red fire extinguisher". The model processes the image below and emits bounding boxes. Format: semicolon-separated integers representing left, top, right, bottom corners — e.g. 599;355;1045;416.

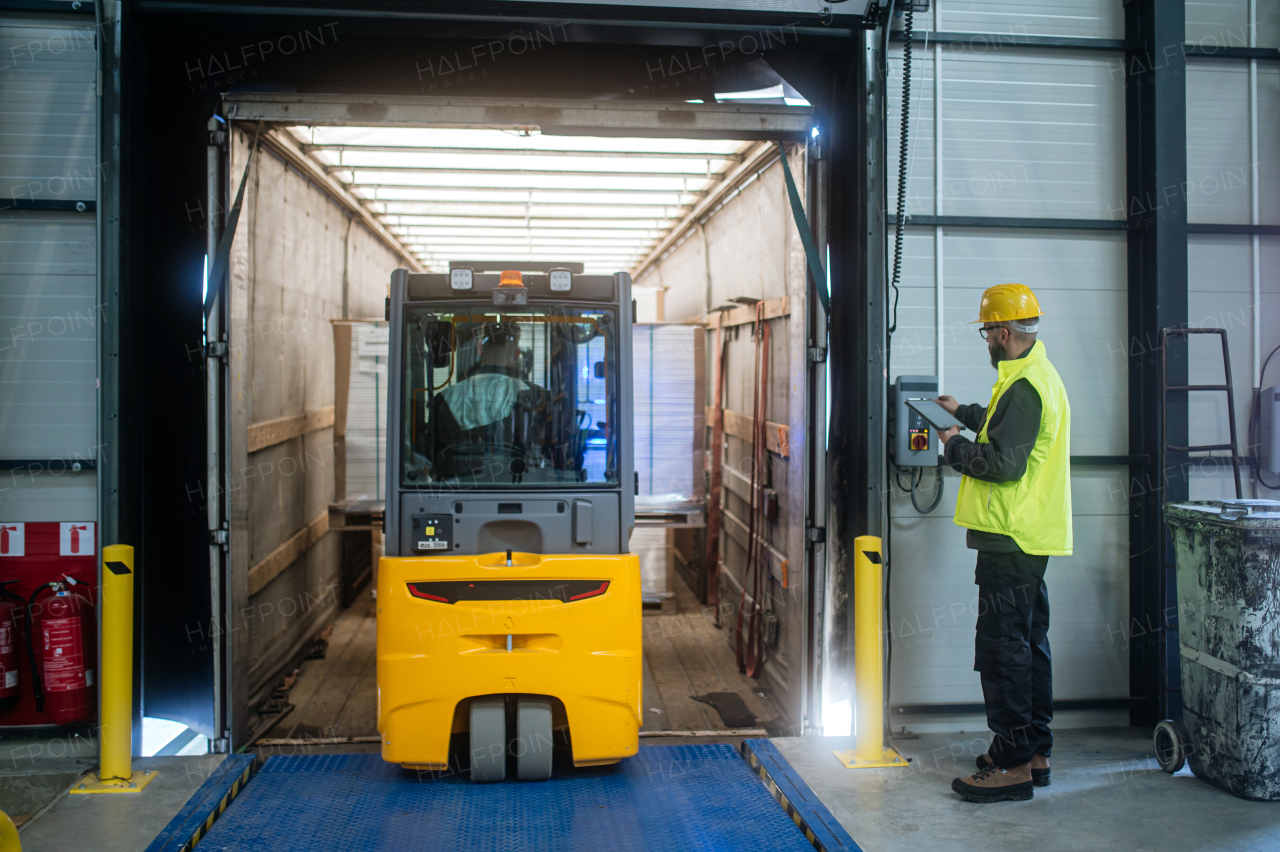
0;582;23;713
27;578;96;725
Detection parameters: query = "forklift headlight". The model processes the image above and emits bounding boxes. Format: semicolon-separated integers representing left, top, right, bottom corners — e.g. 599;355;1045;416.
450;267;474;290
549;268;573;292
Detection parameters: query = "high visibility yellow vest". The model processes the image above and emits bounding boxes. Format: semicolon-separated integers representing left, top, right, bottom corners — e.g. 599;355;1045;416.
953;340;1073;556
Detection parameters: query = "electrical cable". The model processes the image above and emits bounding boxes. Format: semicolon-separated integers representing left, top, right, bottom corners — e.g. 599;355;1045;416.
1248;343;1280;493
886;5;914;337
910;463;945;514
880;0;918;746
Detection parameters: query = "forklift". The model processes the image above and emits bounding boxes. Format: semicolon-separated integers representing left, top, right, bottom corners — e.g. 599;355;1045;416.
378;262;640;781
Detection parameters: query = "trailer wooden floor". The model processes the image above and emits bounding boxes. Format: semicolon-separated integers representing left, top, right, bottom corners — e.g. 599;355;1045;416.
255;572;784;747
258;593;378;743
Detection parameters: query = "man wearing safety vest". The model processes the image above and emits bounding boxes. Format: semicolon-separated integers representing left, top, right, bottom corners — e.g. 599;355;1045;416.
935;283;1071;804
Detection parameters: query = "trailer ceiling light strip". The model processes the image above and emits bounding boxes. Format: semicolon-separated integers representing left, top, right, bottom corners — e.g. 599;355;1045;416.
285;124;752;274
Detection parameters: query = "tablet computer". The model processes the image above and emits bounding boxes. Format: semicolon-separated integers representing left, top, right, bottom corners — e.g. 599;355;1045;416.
905;398;965;432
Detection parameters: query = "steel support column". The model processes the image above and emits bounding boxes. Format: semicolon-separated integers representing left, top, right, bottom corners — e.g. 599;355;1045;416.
1125;0;1188;727
802;133;830;735
826;25;885;734
96;0;144;755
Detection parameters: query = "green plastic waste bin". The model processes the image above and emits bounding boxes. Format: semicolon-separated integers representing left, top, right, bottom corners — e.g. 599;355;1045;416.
1159;499;1280;800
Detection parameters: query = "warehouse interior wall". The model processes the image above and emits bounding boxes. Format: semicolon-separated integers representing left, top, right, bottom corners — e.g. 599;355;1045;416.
0;17;98;525
1184;50;1280;501
880;0;1280;732
883;22;1132;732
225;129;407;722
639;144;809;731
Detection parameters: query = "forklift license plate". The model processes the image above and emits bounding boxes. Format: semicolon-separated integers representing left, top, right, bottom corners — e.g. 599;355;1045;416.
417;540;449;550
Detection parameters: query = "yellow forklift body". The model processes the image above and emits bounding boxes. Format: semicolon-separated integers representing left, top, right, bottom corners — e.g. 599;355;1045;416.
377;551;642;769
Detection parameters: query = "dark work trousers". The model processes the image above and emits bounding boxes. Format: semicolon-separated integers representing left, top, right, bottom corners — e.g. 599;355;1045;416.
974;549;1053;768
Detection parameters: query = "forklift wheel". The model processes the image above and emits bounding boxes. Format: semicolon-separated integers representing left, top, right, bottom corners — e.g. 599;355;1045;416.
1153;719;1187;773
516;697;554;781
470;698;507;782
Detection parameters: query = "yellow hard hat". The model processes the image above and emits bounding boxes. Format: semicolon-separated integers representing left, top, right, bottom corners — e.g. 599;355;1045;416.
973;283;1044;328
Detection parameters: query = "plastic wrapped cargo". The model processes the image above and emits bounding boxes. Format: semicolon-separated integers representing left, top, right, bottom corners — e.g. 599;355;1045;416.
1163;499;1280;800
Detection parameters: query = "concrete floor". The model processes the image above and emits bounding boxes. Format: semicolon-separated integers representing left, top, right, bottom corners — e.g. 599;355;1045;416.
0;733;98;823
773;728;1280;852
18;753;226;852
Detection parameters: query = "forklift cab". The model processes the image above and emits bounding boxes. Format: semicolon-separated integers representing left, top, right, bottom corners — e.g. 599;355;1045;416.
378;264;640;781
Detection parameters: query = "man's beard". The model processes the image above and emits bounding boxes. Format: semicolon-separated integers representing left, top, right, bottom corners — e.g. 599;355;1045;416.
989;341;1008;369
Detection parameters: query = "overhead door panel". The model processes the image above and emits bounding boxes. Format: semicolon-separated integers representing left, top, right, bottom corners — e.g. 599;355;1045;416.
0;17;97;202
0;16;96;526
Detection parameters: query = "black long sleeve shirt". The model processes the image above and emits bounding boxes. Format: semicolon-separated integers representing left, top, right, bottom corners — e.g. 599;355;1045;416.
944;353;1043;551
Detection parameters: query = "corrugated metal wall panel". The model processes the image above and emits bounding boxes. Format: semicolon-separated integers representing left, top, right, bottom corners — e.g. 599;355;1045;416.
888;470;1129;704
0;474;95;523
889;48;1125;220
0;16;97;528
939;0;1122;39
1185;0;1250;47
0;212;96;457
887;231;939;373
1186;234;1280;500
1184;0;1280;502
1187;233;1253;469
1186;61;1252;225
1264;7;1280;48
0;18;97;202
1260;65;1280;225
884;6;1133;718
939;50;1125;218
886;49;936;217
940;230;1128;454
888;229;1129;707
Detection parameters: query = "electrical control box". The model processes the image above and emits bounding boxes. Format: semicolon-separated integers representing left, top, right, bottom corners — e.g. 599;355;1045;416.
1263;385;1280;474
890;374;939;467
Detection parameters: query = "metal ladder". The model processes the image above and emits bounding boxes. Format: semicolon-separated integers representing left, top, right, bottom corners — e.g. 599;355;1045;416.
1157;327;1244;721
1159;327;1244;499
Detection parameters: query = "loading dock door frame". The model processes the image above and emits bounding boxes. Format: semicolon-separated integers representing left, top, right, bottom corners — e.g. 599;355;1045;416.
222;93;812;141
213;92;818;749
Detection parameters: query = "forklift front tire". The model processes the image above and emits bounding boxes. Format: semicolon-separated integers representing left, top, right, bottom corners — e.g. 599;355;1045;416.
470;698;507;782
516;697;554;781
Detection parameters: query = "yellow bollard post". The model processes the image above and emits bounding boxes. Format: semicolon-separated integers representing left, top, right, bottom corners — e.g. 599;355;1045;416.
0;809;20;851
833;536;909;769
70;545;157;794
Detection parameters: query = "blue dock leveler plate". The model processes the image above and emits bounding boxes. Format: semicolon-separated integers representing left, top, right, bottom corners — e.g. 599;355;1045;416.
192;745;839;852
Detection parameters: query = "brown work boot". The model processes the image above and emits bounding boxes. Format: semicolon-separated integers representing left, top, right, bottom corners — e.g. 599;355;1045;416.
976;752;1050;787
952;762;1034;803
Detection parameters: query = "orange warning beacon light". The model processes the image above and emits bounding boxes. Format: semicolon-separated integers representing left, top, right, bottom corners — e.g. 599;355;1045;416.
493;269;528;306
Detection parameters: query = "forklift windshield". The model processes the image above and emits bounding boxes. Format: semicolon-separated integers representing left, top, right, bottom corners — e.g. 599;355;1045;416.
401;306;618;488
